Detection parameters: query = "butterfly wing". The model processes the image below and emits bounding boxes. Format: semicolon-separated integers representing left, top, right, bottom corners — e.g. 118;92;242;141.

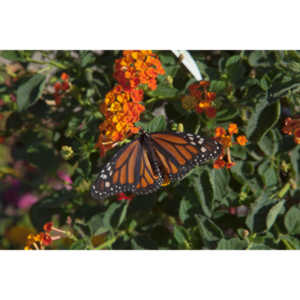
150;132;222;182
91;137;163;200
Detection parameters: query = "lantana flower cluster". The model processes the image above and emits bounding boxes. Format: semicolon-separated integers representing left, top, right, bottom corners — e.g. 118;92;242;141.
24;222;66;250
96;50;165;157
282;116;300;144
213;123;248;169
181;81;217;118
53;72;71;106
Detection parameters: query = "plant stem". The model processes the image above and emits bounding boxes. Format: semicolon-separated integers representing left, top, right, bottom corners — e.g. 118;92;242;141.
145;97;158;105
93;231;126;250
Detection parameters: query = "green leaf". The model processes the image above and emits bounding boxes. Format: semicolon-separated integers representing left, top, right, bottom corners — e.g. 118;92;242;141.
148;83;178;98
225;55;241;67
230;144;247;160
173;225;189;248
225;55;245;85
210;80;226;93
257;129;278;157
246;99;281;142
102;202;128;231
246;193;278;232
0;50;26;62
217;238;247;250
280;235;300;249
246;96;268;136
179;197;192;223
158;52;176;65
79;51;96;67
258;160;278;187
117;200;130;228
88;213;109;236
290;146;300;184
284;206;300;235
248;51;270;68
247;243;272;250
16;74;46;111
195;215;223;243
135;115;167;132
193;170;214;217
216;107;239;122
266;200;285;231
77;159;92;177
70;240;88;250
259;77;269;91
211;169;230;200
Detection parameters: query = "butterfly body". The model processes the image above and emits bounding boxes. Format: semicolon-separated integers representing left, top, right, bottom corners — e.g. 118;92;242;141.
91;131;222;200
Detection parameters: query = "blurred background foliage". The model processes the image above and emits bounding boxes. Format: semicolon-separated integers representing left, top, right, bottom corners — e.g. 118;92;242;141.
1;50;300;250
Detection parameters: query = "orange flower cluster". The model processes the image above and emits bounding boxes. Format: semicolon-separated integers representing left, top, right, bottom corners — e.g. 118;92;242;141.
181;81;217;118
53;72;70;105
114;50;165;91
96;51;165;157
24;222;65;250
213;123;248;169
282;117;300;144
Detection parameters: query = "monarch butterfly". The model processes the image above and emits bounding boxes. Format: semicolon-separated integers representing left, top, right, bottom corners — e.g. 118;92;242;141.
91;131;222;200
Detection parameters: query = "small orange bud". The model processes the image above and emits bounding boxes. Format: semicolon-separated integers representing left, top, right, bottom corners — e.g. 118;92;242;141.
215;127;226;138
61;72;69;81
43;222;53;232
236;135;248;146
294;128;300;144
228;123;238;135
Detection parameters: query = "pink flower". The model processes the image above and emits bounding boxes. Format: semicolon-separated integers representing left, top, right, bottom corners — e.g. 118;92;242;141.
49;171;73;190
18;193;38;209
57;170;72;186
10;94;16;102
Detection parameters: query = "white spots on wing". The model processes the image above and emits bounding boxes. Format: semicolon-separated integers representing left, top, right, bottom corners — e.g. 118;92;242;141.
190;142;196;145
201;146;207;153
101;174;107;180
105;181;110;188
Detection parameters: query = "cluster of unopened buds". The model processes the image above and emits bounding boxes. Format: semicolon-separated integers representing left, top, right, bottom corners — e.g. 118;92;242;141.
213;123;248;169
53;73;71;106
181;81;217;118
282;116;300;144
24;222;66;250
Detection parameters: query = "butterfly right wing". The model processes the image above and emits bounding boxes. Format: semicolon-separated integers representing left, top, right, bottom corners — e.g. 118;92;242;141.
150;132;222;182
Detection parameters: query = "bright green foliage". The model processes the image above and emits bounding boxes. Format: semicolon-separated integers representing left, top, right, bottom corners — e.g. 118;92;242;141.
1;50;300;250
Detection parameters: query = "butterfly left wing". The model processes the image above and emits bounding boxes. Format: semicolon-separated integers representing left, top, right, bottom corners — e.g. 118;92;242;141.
91;138;163;200
91;139;143;200
150;132;222;182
